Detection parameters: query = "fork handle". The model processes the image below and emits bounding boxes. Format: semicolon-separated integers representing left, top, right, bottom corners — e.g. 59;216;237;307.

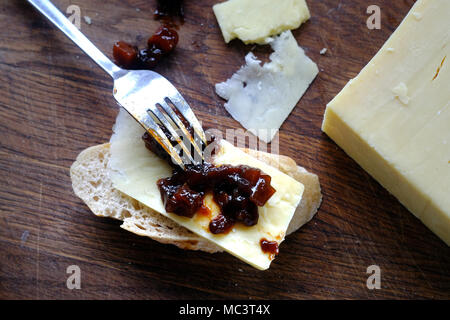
27;0;125;79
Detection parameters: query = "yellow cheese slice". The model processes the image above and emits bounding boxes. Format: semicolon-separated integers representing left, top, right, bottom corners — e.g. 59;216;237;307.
322;0;450;245
108;110;304;269
213;0;310;44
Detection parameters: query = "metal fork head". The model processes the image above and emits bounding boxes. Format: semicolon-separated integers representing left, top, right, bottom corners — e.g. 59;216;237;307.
112;70;207;169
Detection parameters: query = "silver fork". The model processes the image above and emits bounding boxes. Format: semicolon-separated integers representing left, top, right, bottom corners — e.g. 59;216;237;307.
28;0;207;169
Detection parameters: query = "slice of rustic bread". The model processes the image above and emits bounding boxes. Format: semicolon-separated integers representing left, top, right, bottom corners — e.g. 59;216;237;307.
70;143;321;252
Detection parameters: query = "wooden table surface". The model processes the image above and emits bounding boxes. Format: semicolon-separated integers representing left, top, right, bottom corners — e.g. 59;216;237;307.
1;0;449;300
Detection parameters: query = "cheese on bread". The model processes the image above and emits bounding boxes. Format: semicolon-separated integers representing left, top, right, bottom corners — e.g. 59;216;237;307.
70;143;322;255
108;110;304;270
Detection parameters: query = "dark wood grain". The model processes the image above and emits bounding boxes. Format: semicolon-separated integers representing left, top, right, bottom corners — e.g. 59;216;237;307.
0;0;449;299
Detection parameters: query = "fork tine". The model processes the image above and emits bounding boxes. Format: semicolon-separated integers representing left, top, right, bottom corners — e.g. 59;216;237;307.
135;112;186;169
147;105;196;165
158;100;204;163
166;93;208;145
115;73;208;168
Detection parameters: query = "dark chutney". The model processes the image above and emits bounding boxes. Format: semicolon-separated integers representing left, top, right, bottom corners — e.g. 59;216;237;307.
113;26;178;70
260;238;279;256
156;163;276;234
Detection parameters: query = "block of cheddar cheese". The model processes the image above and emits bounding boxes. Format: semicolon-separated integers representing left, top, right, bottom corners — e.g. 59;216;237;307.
322;0;450;245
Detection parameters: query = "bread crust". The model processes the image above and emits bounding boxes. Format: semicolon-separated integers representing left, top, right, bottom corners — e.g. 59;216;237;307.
70;143;321;252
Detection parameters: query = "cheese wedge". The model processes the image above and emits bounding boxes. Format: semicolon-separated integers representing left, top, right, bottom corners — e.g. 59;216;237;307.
108;109;304;269
216;31;319;142
322;0;450;245
213;0;310;44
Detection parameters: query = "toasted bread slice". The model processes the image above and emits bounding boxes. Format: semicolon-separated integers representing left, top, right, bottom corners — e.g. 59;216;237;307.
70;143;321;253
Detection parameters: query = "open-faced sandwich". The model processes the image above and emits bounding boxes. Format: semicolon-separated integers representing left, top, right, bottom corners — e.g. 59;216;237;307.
70;109;322;270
